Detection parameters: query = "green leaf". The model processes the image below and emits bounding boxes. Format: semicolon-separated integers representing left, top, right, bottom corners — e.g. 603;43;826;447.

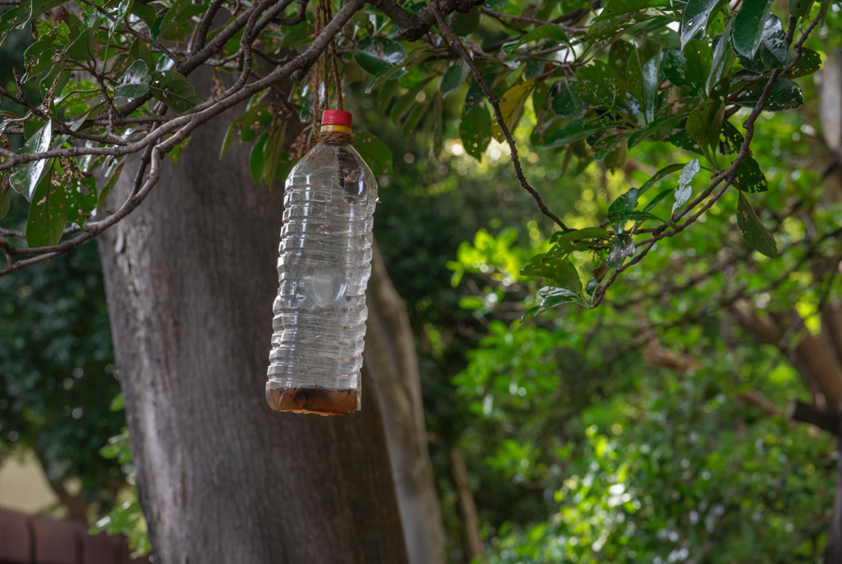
551;80;585;119
159;0;205;41
515;24;568;46
492;79;535;142
732;0;774;59
733;78;802;111
543;119;621;149
737;14;786;72
130;3;157;28
26;164;66;248
680;0;726;50
354;131;392;175
686;79;727;150
608;188;639;232
149;70;203;113
737;191;777;257
460;106;492;160
29;0;64;23
0;183;11;220
627;113;686;148
663;50;690;87
707;21;733;94
643;187;674;212
64;27;97;61
592;132;630;161
734;155;768;193
683;39;712;94
262;124;287;188
109;0;133;37
521;254;583;292
354;36;407;78
65;176;97;227
10;120;53;200
789;48;822;78
577;61;623;109
789;0;813;20
450;11;480;35
459;296;485;310
550;227;610;242
607;233;635;268
249;135;266;184
672;158;700;214
130;39;154;70
596;0;654;20
639;162;685;195
441;61;471;97
114;60;150;99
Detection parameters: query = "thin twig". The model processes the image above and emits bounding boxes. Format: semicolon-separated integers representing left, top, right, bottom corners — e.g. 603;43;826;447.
431;0;570;231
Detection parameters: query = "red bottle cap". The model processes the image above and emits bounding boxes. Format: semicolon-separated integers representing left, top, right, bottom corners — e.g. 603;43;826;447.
321;110;353;128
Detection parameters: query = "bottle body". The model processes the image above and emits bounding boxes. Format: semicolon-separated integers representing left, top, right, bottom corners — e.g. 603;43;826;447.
266;140;378;416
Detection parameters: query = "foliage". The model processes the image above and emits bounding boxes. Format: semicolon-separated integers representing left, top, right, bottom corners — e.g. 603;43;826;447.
1;0;842;561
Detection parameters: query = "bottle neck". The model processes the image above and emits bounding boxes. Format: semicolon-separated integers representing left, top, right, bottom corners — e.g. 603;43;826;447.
319;125;353;145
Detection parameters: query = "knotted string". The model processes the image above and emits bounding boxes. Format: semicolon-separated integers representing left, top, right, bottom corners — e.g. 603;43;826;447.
310;0;351;145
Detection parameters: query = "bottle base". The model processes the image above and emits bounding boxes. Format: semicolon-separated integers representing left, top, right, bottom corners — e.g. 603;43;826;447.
266;386;359;416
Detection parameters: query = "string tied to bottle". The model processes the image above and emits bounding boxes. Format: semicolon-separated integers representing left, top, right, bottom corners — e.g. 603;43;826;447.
310;0;352;146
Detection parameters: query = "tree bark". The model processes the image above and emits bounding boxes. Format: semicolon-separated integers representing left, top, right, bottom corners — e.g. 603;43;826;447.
365;244;447;564
97;86;410;563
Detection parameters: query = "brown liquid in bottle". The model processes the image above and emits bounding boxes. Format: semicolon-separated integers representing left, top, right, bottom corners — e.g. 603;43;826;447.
266;386;358;416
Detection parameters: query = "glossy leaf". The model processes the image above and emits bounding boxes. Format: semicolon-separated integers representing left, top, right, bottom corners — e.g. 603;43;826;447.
734;78;803;111
732;0;774;59
65;177;98;227
10;121;53;200
607;233;635;268
114;60;150;99
521;254;583;293
680;0;726;50
543;119;621;149
354;36;407;78
640;163;685;195
550;227;610;243
627;113;686;148
551;80;585;119
789;48;822;78
737;191;777;257
460;106;492;160
25;165;66;248
64;27;96;61
672;158;700;215
149;70;203;113
441;61;471;97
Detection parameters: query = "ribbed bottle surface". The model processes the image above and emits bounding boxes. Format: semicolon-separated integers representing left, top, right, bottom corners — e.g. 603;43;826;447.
266;141;378;409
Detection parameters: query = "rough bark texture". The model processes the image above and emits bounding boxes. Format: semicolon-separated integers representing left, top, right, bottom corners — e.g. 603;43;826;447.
97;80;410;563
365;244;447;564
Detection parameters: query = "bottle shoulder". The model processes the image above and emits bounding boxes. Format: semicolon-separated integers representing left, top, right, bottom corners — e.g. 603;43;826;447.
287;142;378;199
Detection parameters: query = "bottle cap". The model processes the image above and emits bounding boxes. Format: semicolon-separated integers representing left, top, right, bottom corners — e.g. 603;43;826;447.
321;110;353;129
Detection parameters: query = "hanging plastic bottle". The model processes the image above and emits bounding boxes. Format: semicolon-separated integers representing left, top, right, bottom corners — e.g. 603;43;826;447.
266;110;378;416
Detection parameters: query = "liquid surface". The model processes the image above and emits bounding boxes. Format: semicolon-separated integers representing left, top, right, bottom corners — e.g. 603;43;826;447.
266;386;359;416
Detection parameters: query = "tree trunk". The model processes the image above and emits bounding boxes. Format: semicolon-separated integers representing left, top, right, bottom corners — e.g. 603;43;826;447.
365;244;447;564
97;90;410;563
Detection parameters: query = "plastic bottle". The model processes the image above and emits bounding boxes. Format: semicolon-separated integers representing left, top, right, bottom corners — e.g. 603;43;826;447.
266;110;378;416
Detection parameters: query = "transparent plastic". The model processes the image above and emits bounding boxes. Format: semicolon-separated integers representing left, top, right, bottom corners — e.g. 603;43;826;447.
266;138;378;416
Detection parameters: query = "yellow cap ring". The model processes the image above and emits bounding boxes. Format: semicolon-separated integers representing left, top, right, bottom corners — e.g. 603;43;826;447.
320;124;352;134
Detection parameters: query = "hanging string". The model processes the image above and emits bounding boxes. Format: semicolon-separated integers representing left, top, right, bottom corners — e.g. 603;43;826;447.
309;0;347;145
